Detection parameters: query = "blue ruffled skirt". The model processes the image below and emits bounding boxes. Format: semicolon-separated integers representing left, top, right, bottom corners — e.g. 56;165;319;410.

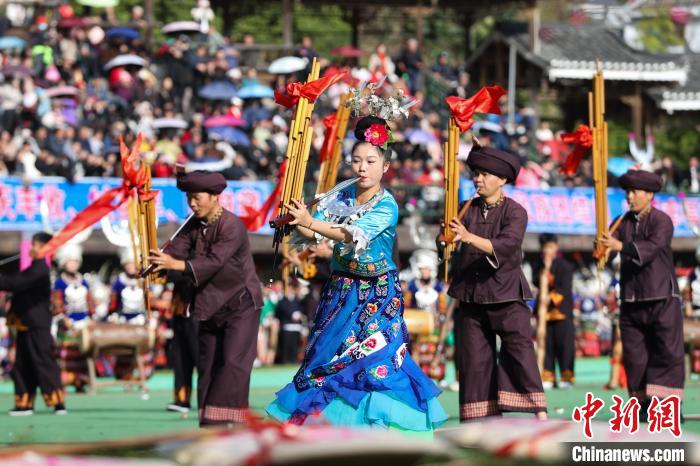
266;270;448;432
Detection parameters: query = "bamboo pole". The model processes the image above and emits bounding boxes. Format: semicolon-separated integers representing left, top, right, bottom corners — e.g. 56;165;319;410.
274;57;322;282
536;265;550;374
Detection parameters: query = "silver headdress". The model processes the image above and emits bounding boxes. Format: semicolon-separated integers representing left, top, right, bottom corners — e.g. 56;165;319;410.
345;78;417;121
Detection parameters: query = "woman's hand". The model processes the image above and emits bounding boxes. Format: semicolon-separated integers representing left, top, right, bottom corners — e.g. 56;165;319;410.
283;198;314;229
449;217;471;244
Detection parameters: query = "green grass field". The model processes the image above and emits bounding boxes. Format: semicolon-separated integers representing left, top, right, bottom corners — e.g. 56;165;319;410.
1;357;699;446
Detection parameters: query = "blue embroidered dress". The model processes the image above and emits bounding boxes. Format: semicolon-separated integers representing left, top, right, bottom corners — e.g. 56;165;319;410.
266;185;447;432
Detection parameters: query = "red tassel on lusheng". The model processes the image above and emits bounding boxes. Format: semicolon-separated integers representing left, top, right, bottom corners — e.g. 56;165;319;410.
319;113;339;163
445;86;506;133
274;72;347;109
38;134;155;257
239;161;287;231
560;124;593;176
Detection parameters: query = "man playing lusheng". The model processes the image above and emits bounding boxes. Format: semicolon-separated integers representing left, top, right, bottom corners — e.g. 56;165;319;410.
447;145;547;421
600;169;684;418
149;170;263;426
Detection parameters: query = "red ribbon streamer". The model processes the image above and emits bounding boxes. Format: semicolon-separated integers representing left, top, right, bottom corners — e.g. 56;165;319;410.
38;134;156;257
319;113;339;163
274;72;347;109
560;124;593;176
445;86;507;133
240;161;286;231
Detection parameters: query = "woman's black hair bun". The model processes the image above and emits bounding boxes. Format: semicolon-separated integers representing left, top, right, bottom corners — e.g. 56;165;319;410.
353;116;389;142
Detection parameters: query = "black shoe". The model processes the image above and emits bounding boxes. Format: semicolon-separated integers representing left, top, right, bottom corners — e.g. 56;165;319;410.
639;399;651;423
54;403;67;415
9;407;33;416
167;402;191;413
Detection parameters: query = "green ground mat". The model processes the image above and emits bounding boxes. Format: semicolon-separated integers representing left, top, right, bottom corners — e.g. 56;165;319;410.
1;357;698;445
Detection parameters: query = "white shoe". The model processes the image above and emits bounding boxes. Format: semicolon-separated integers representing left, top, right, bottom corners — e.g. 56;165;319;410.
9;408;33;416
167;403;191;413
558;381;574;390
54;403;68;415
542;381;554;390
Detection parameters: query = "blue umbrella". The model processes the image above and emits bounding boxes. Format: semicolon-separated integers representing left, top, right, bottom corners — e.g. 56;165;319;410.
199;81;237;101
0;36;27;50
243;106;272;126
207;126;250;147
608;157;636;177
404;128;439;146
106;27;141;41
237;83;275;100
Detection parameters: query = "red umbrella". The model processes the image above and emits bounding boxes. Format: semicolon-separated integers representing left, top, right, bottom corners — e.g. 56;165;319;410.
204;115;246;128
57;17;89;29
331;46;363;58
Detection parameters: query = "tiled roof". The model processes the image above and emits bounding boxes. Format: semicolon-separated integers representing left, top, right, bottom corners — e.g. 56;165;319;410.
648;52;700;113
470;22;688;83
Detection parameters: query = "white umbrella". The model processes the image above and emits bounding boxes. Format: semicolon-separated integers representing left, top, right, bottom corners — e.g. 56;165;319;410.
161;21;202;35
268;56;308;74
151;118;188;130
76;0;119;7
103;54;147;70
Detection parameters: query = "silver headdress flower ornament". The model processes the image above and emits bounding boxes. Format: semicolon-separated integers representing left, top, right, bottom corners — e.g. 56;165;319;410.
345;78;417;150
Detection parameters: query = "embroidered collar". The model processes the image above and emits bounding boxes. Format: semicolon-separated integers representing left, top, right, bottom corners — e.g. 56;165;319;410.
201;206;223;226
320;185;385;224
480;193;505;218
480;193;505;210
633;204;652;222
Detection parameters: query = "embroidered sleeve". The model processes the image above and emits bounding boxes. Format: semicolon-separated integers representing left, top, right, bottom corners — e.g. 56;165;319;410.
340;224;371;258
340;196;398;258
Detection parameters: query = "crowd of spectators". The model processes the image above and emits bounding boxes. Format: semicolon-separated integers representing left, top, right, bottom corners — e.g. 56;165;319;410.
0;3;694;197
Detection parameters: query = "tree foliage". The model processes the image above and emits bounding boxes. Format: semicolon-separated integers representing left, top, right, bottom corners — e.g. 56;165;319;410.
636;7;685;53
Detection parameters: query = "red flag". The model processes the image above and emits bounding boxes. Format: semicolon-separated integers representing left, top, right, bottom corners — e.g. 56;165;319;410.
560;124;593;175
445;86;506;133
274;72;347;108
38;134;156;257
319;113;339;163
240;162;286;231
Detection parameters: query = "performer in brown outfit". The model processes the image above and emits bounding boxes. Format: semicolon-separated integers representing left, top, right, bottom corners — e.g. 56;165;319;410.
600;169;684;416
533;233;576;389
1;233;66;416
149;171;263;426
447;145;547;421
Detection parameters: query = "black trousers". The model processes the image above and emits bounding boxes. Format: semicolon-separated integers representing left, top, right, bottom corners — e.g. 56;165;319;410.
12;328;64;408
171;315;199;405
197;304;260;426
620;297;685;401
543;317;576;383
275;330;301;365
455;301;546;421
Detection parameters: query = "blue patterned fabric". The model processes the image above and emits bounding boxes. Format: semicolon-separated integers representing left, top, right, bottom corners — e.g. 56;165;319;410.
266;270;448;431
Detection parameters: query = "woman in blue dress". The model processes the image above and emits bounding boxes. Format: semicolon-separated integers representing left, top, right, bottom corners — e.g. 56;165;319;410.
266;116;447;433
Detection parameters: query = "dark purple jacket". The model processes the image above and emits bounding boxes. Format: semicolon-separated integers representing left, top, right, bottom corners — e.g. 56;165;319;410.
168;209;263;321
448;197;533;304
612;207;680;302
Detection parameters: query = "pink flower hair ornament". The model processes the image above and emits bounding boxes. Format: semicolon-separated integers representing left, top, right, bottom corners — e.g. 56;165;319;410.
364;123;394;150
